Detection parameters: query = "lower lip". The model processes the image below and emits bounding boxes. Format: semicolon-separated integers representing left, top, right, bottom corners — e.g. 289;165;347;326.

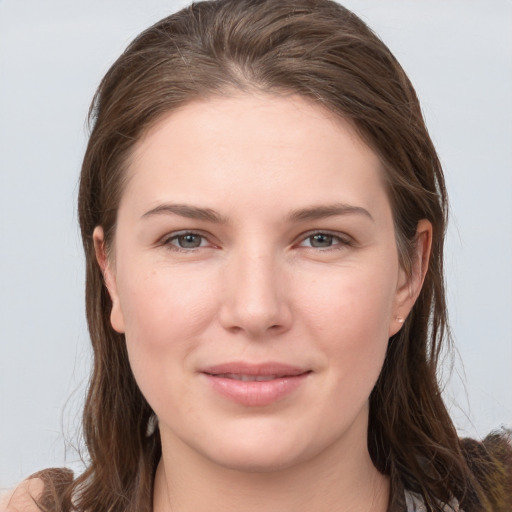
203;373;310;406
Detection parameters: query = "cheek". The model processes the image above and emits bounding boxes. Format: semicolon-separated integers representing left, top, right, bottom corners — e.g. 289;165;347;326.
120;263;216;336
116;263;219;389
296;262;396;383
300;262;396;339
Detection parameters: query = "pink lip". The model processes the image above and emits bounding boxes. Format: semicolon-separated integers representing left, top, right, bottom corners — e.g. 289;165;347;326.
200;362;311;406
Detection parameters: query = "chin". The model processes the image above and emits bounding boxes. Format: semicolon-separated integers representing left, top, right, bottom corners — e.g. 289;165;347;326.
190;417;342;474
171;415;315;473
205;441;310;474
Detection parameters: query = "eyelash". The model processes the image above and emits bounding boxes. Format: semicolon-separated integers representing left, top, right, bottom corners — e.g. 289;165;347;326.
161;231;213;252
159;230;353;252
297;231;353;250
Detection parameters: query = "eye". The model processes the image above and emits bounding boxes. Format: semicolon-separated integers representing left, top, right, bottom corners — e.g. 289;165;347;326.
164;231;210;250
298;232;351;249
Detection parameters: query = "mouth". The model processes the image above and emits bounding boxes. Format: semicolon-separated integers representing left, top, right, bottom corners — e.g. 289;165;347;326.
210;373;294;382
200;362;311;406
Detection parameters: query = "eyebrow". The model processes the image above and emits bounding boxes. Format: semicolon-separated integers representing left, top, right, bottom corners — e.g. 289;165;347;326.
141;203;228;224
141;202;373;224
287;203;374;223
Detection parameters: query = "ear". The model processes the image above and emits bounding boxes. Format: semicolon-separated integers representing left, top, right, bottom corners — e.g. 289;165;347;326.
93;226;126;333
389;219;432;337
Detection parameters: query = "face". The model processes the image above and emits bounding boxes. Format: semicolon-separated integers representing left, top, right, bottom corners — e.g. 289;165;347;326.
95;94;425;473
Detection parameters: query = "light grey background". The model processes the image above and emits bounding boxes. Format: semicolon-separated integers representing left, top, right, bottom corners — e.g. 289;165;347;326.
1;0;511;489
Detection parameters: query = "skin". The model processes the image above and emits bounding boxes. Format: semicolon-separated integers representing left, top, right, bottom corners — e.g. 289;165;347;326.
0;478;44;511
94;93;431;512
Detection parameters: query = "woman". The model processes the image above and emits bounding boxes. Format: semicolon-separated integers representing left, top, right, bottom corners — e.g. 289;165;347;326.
3;1;510;511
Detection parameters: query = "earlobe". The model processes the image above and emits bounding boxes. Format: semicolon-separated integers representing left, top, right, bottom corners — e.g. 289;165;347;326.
389;219;432;336
92;226;126;334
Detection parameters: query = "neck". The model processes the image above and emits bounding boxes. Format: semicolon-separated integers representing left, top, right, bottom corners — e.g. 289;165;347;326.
153;416;389;512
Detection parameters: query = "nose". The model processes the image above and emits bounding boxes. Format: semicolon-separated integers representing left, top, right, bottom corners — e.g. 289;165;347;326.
218;248;292;338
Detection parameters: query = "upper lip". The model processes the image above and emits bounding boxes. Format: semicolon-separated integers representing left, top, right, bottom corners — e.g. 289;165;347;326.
201;362;310;378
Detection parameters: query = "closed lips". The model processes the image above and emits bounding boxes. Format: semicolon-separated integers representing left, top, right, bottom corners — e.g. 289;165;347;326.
206;373;310;381
201;364;311;406
201;363;311;379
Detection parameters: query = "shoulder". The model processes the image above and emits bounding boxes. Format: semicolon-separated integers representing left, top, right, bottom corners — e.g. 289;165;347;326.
460;428;512;510
404;489;461;511
0;478;44;512
0;467;74;512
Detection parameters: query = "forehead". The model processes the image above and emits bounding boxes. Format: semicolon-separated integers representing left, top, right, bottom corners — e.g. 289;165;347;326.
121;93;389;220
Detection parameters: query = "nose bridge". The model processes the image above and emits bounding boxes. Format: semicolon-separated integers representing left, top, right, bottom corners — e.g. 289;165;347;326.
219;243;291;336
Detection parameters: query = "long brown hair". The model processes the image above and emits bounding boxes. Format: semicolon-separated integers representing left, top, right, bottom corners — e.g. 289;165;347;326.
37;1;509;510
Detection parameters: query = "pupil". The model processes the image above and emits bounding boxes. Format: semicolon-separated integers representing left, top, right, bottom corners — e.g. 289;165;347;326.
179;234;201;248
311;234;333;247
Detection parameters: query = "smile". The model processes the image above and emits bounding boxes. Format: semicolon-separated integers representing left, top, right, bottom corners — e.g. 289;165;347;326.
214;374;284;381
201;362;311;406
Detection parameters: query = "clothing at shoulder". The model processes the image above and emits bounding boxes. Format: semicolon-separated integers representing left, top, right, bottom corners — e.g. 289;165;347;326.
388;471;460;512
405;490;461;512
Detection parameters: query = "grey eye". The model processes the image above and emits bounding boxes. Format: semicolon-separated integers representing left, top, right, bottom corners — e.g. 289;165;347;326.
175;234;203;248
308;233;334;248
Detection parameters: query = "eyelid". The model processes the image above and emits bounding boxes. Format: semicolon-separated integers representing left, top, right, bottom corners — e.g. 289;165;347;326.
156;229;353;252
296;230;354;249
159;230;217;250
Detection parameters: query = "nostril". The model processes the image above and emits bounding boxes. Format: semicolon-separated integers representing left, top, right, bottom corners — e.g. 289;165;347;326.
217;276;293;336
